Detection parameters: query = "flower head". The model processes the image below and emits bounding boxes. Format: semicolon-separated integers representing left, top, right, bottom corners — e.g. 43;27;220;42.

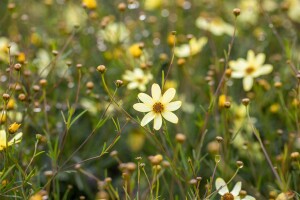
0;130;23;151
229;50;273;91
123;68;153;91
8;122;21;134
133;83;181;130
196;16;234;36
82;0;97;9
174;37;207;58
215;177;256;200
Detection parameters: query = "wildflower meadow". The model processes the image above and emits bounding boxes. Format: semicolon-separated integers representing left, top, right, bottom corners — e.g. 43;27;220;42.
0;0;300;199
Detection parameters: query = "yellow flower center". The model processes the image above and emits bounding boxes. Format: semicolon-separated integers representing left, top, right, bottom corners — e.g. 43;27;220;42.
222;193;234;200
245;66;255;75
153;102;164;113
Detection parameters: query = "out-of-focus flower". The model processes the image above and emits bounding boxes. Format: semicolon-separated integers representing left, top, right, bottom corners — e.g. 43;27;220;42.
64;4;87;31
17;52;26;63
82;0;97;9
218;94;227;108
133;83;181;130
123;68;153;91
215;177;256;200
276;191;295;200
127;129;146;152
0;37;19;62
98;22;130;44
238;0;259;25
0;130;23;151
144;0;163;10
285;0;300;23
174;37;207;58
262;0;278;12
129;43;143;58
229;50;273;91
196;16;234;36
8;122;21;134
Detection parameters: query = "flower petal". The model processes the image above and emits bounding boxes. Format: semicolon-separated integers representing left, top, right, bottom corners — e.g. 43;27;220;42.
231;71;245;78
255;53;266;66
215;178;229;195
151;84;161;101
165;101;182;111
243;195;256;200
161;88;176;104
162;111;178;123
247;50;255;63
8;132;23;146
234;197;241;200
153;114;162;130
127;81;138;90
141;112;155;126
231;181;242;196
133;103;152;112
243;76;254;91
138;93;154;105
253;64;273;77
0;130;7;147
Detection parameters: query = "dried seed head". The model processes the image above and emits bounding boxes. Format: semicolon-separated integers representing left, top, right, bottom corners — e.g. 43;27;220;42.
236;160;244;168
105;177;112;183
44;170;54;178
175;133;186;143
75;164;81;170
14;63;22;71
177;58;186;66
97;65;106;73
2;93;10;101
76;63;82;69
274;82;282;88
33;85;40;92
150;154;163;165
224;101;231;108
233;8;241;16
126;162;137;172
118;3;126;11
115;80;123;88
189;179;197;185
110;150;118;157
225;68;232;77
52;50;58;56
242;98;250;106
216;136;223;143
39;79;47;87
162;161;170;168
86;81;94;89
18;93;26;101
291;152;299;159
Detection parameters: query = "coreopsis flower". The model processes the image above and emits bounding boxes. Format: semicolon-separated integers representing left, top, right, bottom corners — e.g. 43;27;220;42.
229;50;273;91
196;16;234;36
0;130;22;151
122;68;153;91
0;37;19;62
133;83;181;130
98;22;130;44
129;43;143;58
285;0;300;23
174;37;207;58
82;0;97;9
64;4;87;31
8;122;21;134
238;0;259;25
215;178;256;200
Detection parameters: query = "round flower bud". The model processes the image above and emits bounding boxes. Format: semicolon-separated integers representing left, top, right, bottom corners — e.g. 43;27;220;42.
115;80;123;88
118;3;126;11
175;133;186;143
97;65;106;73
233;8;241;16
242;98;250;106
2;93;10;101
236;160;244;168
14;63;22;71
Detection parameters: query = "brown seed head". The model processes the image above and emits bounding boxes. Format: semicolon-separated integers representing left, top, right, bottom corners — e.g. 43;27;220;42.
233;8;241;16
97;65;106;73
14;63;22;71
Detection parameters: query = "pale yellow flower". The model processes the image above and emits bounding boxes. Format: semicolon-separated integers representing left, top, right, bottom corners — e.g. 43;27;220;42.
129;43;143;58
98;22;130;44
174;37;207;58
238;0;259;25
285;0;300;23
0;130;23;151
123;68;153;91
215;177;256;200
82;0;97;9
144;0;162;10
229;50;273;91
0;37;19;62
133;83;181;130
64;4;87;31
196;16;234;36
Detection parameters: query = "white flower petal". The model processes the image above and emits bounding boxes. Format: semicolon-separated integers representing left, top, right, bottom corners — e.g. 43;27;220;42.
215;178;229;195
231;181;242;196
231;71;245;78
247;50;255;63
162;111;178;123
128;82;138;90
152;84;161;101
138;93;154;104
138;85;146;92
234;197;241;200
161;88;176;104
243;195;256;200
253;64;273;77
165;101;182;111
141;112;155;126
255;53;266;66
133;103;152;112
153;114;162;130
243;76;254;91
8;132;23;146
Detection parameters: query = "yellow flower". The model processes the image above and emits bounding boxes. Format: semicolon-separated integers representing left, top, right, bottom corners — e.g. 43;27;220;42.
196;16;234;36
285;0;300;23
0;111;6;124
174;37;207;58
98;22;130;44
0;130;23;151
129;43;142;58
238;0;259;25
122;68;153;91
82;0;97;9
218;94;227;108
133;83;181;130
17;52;26;63
229;50;273;91
144;0;162;10
0;37;19;63
8;122;21;134
7;98;15;110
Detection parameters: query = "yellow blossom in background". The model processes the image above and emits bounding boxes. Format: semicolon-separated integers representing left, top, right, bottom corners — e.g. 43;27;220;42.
82;0;97;9
164;80;177;91
127;129;146;152
64;4;87;31
167;34;176;46
229;50;273;91
218;94;227;108
238;0;259;25
270;103;280;113
122;68;153;91
0;111;6;124
174;37;207;58
7;98;15;110
196;16;234;36
0;130;23;151
17;52;26;63
0;37;19;63
129;43;142;58
285;0;300;23
144;0;162;10
8;122;21;134
133;83;181;130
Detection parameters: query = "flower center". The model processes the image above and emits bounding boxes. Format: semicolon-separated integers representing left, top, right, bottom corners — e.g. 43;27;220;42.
152;102;164;113
222;193;234;200
245;66;255;75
